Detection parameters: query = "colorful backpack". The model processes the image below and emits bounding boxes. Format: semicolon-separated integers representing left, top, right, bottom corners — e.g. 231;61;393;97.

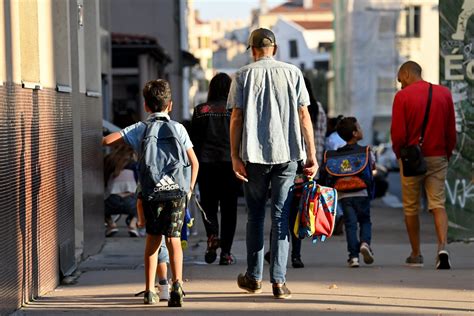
322;145;374;197
292;178;338;243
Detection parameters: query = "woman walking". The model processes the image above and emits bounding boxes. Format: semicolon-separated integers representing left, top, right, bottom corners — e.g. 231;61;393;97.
191;73;240;265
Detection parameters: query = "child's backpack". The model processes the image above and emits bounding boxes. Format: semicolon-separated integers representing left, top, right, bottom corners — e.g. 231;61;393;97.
138;118;191;202
292;178;338;243
321;145;374;197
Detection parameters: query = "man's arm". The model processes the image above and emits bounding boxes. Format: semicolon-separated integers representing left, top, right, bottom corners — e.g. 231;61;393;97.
186;148;199;192
103;131;124;146
390;93;405;159
229;108;248;182
298;106;318;177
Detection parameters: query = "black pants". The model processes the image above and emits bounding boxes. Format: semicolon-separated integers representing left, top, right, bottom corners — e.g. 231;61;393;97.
198;162;240;254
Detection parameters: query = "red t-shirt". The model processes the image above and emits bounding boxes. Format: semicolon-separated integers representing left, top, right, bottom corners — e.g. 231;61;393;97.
391;80;456;159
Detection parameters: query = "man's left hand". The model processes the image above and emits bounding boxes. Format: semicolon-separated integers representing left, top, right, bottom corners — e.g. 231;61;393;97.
303;157;319;178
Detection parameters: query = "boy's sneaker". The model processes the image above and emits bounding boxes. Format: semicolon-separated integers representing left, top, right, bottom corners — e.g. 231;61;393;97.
143;290;158;305
291;257;304;268
237;273;262;293
219;253;236;265
348;257;359;268
158;283;170;302
204;235;220;264
405;254;424;267
272;283;292;299
436;250;451;270
168;281;184;307
105;226;118;237
360;242;374;264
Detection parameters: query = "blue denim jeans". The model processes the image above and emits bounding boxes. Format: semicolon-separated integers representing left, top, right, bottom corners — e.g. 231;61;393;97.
340;197;372;259
243;161;297;284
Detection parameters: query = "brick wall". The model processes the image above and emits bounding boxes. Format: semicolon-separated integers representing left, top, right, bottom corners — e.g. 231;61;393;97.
0;83;104;315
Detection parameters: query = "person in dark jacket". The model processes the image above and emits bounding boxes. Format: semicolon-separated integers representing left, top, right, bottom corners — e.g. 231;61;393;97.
191;73;241;265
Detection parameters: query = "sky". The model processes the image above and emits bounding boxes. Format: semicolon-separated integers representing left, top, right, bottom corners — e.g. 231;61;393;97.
193;0;287;21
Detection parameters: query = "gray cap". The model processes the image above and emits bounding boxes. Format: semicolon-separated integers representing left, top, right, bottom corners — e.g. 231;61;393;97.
247;28;276;50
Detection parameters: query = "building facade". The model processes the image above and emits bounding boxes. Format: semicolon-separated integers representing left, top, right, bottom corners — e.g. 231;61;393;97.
109;0;188;121
332;0;439;144
0;0;107;314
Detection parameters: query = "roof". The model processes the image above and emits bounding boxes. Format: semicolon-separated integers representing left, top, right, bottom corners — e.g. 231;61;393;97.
111;32;171;67
269;0;332;13
111;33;198;68
292;20;333;30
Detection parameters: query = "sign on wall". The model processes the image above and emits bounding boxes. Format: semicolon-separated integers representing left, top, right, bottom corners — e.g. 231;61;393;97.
440;0;474;241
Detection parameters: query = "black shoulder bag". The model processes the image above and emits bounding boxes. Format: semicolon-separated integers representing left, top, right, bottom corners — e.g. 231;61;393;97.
400;83;432;177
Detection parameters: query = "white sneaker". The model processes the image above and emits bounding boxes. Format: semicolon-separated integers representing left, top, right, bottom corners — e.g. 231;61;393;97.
348;257;359;268
158;284;170;302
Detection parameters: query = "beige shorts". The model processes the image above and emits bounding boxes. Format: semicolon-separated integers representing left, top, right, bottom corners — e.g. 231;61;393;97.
399;156;448;216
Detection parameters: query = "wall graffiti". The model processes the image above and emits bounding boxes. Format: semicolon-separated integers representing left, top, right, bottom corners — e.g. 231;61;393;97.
440;0;474;241
446;178;474;208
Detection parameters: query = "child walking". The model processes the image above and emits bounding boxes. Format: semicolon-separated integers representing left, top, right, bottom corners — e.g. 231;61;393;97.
103;79;199;307
321;117;375;268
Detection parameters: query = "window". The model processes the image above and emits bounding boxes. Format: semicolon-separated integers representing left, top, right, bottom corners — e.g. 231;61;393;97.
376;77;397;108
318;42;332;53
289;40;298;58
405;6;421;37
313;61;329;71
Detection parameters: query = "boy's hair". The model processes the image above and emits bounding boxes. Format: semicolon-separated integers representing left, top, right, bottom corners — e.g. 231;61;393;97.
143;79;172;112
337;117;358;142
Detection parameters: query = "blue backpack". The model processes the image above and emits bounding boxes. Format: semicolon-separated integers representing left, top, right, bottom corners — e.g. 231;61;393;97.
138;118;191;202
321;145;374;197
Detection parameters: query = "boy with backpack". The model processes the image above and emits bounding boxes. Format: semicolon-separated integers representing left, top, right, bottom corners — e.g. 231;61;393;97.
320;117;375;268
103;79;199;307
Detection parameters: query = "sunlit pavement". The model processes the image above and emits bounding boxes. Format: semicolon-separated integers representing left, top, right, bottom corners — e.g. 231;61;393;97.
14;198;474;315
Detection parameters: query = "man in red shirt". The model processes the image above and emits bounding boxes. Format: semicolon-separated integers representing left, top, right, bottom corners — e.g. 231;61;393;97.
391;61;456;270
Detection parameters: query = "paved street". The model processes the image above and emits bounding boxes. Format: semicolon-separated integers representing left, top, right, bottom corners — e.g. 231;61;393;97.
14;199;474;315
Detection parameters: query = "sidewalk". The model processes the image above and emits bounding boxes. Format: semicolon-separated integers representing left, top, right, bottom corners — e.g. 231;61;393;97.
14;199;474;315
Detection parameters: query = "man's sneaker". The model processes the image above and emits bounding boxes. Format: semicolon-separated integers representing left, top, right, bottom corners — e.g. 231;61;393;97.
291;257;304;268
237;273;262;293
405;254;424;267
219;253;236;265
143;290;158;305
436;250;451;270
360;242;374;264
158;283;170;302
348;257;359;268
272;283;292;299
204;235;220;264
168;281;184;307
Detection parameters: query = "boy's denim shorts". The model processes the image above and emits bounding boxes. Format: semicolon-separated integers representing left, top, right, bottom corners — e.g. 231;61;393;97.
143;196;186;238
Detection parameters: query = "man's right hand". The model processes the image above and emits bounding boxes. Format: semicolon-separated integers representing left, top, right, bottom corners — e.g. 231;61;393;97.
232;157;248;182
